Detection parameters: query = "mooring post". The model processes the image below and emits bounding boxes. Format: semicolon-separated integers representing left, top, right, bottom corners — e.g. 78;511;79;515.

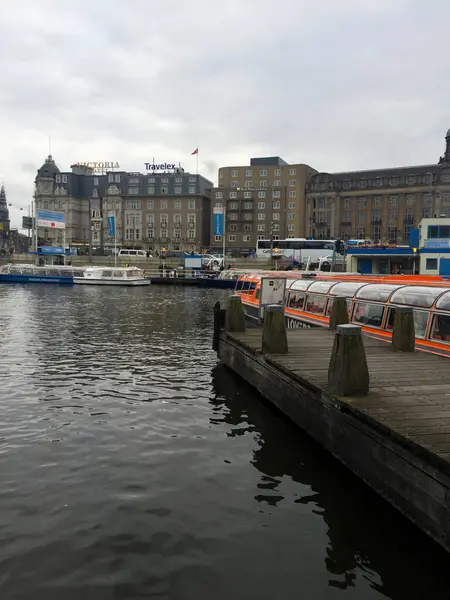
328;324;369;396
225;295;246;333
392;306;415;352
262;304;288;354
329;296;349;331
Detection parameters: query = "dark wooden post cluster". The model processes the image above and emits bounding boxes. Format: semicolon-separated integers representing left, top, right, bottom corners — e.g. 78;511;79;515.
328;324;369;396
262;305;288;354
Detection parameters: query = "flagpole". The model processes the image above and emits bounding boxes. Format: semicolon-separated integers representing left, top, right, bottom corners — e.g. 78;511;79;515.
114;210;117;268
196;150;199;175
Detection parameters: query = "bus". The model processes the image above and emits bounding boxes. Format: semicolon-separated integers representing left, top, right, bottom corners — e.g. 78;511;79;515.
256;238;339;264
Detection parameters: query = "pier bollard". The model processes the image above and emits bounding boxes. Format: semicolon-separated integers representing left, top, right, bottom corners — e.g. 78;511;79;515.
392;306;415;352
262;304;288;354
328;324;369;396
225;295;246;333
329;296;349;331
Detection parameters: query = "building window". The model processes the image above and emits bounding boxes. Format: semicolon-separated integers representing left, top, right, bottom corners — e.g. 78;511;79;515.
273;213;280;220
260;180;267;187
260;169;267;176
56;175;61;183
257;224;265;231
288;190;296;198
245;169;252;177
147;228;154;239
245;180;253;187
174;214;182;224
356;227;365;239
389;195;398;207
214;202;223;208
108;174;114;182
128;187;139;195
426;258;438;270
273;180;281;187
273;225;280;232
289;180;296;186
407;175;416;185
229;213;238;220
229;235;236;242
93;177;99;186
160;214;168;228
147;200;154;210
343;180;351;189
215;235;222;242
289;168;297;176
244;213;252;221
189;186;196;194
423;173;433;185
148;178;155;183
230;181;238;188
160;199;168;209
272;201;280;209
375;177;383;187
147;214;154;225
274;169;281;176
188;200;195;209
161;187;168;194
229;224;237;231
244;202;252;209
244;191;251;199
148;186;155;194
231;170;238;177
390;176;399;186
257;202;265;209
388;227;397;240
358;210;365;223
372;226;381;241
358;179;367;188
404;225;412;240
229;191;237;199
423;193;433;206
422;208;431;218
287;224;295;232
115;174;120;183
126;200;140;210
389;209;398;224
288;201;296;208
188;214;195;225
288;213;295;220
243;235;251;242
175;177;182;183
372;197;381;208
229;202;238;210
258;191;266;198
174;186;182;194
258;213;265;220
129;177;140;185
189;176;196;183
272;190;280;198
244;224;252;231
407;195;415;205
358;198;366;209
343;198;352;209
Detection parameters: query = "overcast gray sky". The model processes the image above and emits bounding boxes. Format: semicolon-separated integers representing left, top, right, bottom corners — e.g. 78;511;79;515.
1;0;450;228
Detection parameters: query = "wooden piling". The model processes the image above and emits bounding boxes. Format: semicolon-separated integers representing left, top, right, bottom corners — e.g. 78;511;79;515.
225;295;246;333
262;304;288;354
329;296;349;331
328;324;369;396
392;306;415;352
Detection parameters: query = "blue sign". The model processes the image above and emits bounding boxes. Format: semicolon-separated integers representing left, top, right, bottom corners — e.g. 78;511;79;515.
38;246;65;255
213;209;224;236
108;215;116;237
424;239;450;249
37;209;65;229
409;228;420;249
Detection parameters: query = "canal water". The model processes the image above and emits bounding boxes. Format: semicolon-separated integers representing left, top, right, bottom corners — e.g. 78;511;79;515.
0;284;449;600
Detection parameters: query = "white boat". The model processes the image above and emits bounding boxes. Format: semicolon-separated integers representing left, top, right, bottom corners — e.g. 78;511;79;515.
73;266;150;286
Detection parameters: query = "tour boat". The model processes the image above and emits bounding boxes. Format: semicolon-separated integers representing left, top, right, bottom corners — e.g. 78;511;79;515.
73;266;150;286
0;263;86;284
234;273;450;358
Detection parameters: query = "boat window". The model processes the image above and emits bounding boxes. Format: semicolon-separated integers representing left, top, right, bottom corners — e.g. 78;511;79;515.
435;291;450;311
289;280;314;292
9;266;21;274
352;302;384;328
21;267;35;274
326;297;352;316
390;286;444;308
430;314;450;344
287;292;305;310
308;281;336;294
305;294;327;314
255;288;261;300
59;269;71;276
329;282;367;297
113;270;123;278
386;307;429;339
102;270;113;278
356;284;403;302
126;271;136;278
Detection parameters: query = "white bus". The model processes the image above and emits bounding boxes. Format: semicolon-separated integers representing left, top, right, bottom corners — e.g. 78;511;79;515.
256;238;339;264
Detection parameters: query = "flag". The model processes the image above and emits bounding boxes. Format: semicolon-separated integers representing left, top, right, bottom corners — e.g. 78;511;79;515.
191;148;198;155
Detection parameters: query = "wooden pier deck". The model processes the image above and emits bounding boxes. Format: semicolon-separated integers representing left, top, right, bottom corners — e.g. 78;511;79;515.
218;327;450;552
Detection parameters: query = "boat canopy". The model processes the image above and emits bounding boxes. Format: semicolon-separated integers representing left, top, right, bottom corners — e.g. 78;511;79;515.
390;286;447;308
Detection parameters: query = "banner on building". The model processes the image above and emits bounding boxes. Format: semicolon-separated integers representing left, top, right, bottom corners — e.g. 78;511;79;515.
213;207;224;236
108;215;116;237
37;209;65;229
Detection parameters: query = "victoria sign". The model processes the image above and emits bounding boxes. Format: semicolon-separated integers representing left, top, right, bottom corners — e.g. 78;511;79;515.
72;162;120;170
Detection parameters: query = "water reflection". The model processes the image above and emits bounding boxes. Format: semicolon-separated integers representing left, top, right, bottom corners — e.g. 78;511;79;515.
211;364;450;599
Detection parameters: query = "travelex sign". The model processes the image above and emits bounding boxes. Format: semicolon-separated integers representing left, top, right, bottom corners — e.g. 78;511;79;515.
145;162;176;171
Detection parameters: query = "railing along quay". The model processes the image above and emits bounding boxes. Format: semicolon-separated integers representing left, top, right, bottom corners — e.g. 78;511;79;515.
213;296;450;553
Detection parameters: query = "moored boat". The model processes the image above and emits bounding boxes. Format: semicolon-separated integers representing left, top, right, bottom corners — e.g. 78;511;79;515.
73;266;150;286
234;272;450;357
0;263;85;284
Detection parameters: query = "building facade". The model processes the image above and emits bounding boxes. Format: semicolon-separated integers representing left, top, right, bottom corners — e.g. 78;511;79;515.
0;185;10;249
34;156;213;253
210;157;317;254
306;129;450;243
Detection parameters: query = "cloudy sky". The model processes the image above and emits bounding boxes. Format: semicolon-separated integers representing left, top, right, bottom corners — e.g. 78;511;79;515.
1;0;450;228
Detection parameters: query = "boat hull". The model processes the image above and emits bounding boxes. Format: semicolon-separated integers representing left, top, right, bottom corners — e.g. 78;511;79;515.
0;274;73;284
73;278;150;286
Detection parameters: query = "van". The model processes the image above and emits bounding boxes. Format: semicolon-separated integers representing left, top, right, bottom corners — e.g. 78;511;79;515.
118;249;147;257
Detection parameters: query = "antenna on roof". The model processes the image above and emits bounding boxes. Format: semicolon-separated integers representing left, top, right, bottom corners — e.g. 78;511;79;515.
48;134;52;156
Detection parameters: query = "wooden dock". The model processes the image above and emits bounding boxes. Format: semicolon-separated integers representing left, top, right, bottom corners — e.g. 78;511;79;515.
217;325;450;552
